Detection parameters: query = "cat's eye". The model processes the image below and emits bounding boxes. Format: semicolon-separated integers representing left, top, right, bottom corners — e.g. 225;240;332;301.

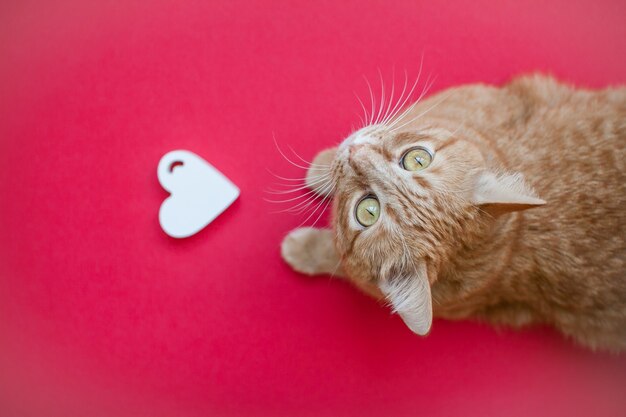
401;147;433;171
355;196;380;227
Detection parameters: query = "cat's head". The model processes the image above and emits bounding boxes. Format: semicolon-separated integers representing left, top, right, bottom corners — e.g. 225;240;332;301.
327;124;545;335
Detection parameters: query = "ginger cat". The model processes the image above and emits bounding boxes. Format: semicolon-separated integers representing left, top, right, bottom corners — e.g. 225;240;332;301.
281;74;626;351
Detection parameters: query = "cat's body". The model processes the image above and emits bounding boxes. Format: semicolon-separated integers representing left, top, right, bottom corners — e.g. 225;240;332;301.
281;75;626;351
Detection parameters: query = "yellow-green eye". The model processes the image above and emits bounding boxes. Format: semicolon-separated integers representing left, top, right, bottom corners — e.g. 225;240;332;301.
401;147;433;171
355;196;380;227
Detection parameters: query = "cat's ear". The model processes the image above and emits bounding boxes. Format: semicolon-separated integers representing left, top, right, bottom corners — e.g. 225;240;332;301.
306;148;337;197
472;171;546;216
379;262;432;336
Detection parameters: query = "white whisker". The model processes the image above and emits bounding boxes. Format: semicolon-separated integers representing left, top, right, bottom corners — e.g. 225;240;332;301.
273;134;313;170
297;185;335;228
279;181;332;216
309;191;334;228
287;145;329;169
329;255;344;277
374;68;386;125
448;119;466;138
264;183;329;204
354;91;370;128
363;75;376;125
390;87;451;132
264;192;320;205
267;167;330;182
386;72;434;130
381;66;397;125
266;178;329;195
267;173;331;192
384;57;425;128
271;186;331;214
289;186;334;215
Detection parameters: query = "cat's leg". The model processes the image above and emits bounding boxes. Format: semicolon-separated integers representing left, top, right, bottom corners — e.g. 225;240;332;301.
281;149;342;276
281;227;345;277
305;148;337;197
281;227;385;298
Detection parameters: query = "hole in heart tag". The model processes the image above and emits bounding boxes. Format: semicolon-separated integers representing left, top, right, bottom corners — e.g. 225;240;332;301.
169;160;184;172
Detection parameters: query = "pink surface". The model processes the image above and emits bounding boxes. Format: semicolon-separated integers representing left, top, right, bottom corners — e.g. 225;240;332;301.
1;1;625;416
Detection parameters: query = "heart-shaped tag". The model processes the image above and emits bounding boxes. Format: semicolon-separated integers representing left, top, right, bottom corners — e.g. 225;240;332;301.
158;150;239;238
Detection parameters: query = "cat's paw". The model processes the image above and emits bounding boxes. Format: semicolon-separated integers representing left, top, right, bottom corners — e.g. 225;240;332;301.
281;227;339;276
305;148;336;197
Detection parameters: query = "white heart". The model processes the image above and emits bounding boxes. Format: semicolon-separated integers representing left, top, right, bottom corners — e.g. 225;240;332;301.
158;150;239;238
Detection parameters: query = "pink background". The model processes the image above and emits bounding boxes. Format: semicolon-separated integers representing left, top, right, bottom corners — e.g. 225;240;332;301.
1;1;625;416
